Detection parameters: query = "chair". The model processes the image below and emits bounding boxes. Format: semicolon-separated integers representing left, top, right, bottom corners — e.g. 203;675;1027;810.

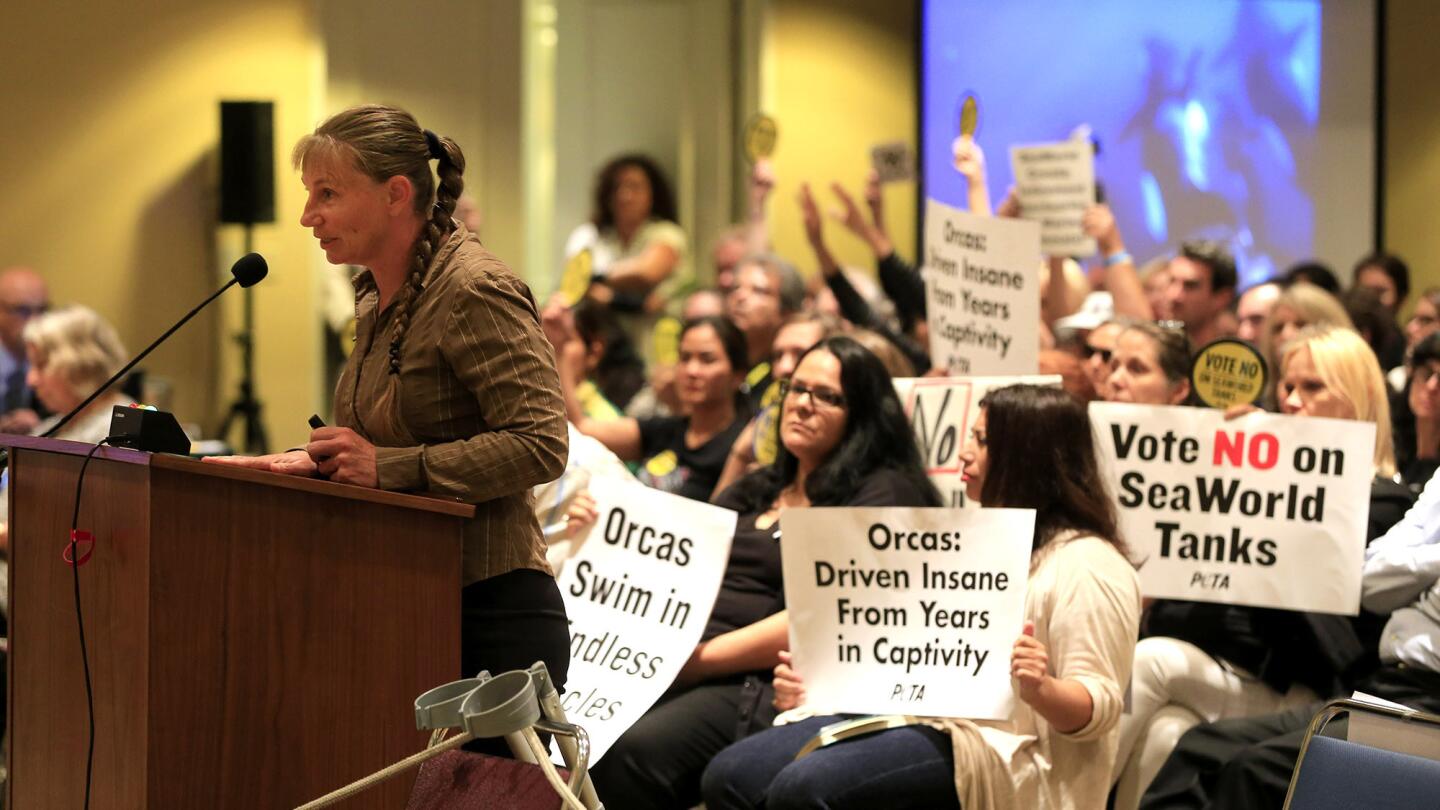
1282;698;1440;809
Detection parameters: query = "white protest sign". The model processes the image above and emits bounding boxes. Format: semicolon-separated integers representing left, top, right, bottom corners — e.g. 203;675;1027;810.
923;200;1040;376
1009;140;1097;257
1090;402;1375;614
893;375;1061;508
781;507;1034;718
556;477;737;760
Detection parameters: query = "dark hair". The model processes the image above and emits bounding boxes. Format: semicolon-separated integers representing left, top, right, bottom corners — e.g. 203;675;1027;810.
1120;321;1192;386
722;336;941;512
1281;261;1341;296
1342;286;1401;362
293;104;464;374
977;385;1125;555
592;154;677;229
1393;331;1440;472
1354;252;1411;305
1179;240;1237;293
683;315;748;376
573;299;646;410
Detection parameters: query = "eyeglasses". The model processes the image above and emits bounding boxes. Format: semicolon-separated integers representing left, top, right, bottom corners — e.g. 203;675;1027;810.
1082;343;1113;365
780;379;846;409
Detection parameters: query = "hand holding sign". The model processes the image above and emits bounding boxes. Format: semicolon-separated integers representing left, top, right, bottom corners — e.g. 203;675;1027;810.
952;135;986;183
1011;620;1048;704
773;650;807;712
1081;204;1124;256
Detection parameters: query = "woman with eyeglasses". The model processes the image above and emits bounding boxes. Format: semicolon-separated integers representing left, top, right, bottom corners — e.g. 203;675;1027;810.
1082;319;1128;400
559;314;750;503
700;384;1140;810
589;336;940;810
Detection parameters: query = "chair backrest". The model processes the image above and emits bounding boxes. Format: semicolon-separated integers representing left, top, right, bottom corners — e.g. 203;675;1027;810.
407;750;566;810
1285;736;1440;809
1283;699;1440;810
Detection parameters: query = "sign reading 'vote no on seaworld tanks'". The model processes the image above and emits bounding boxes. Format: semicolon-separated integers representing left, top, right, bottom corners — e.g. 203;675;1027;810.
1091;402;1376;614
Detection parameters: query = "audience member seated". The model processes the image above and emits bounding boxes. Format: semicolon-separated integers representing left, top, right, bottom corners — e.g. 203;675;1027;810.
564;153;689;355
715;313;841;496
1281;260;1341;295
1260;282;1353;406
701;384;1140;810
559;315;749;503
1391;332;1440;493
798;182;930;374
0;306;130;602
1111;325;1410;809
1234;282;1281;345
1390;286;1440;391
1352;251;1411;320
1104;321;1192;406
725;254;805;409
1158;241;1238;348
1343;285;1405;371
1139;448;1439;810
0;267;50;434
589;336;940;809
1081;319;1127;401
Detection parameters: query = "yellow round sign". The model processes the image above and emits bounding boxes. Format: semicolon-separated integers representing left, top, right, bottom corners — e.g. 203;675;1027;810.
959;95;979;138
645;449;679;478
753;381;783;466
1190;339;1268;409
744;113;778;163
558;249;593;306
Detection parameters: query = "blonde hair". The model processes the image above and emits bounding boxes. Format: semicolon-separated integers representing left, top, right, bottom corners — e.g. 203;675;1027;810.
293;104;465;374
23;306;127;399
1264;283;1353;361
1280;324;1395;477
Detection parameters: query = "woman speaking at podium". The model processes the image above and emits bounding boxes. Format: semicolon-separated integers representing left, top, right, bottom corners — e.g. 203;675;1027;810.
210;105;571;713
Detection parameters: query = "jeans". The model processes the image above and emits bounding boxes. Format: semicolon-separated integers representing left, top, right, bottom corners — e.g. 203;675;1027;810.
701;715;961;810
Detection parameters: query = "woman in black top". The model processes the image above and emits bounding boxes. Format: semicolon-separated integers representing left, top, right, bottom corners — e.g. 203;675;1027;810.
561;315;750;502
590;336;940;810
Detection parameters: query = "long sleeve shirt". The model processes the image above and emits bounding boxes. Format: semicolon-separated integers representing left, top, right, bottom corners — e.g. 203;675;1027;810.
337;224;568;585
1363;469;1440;672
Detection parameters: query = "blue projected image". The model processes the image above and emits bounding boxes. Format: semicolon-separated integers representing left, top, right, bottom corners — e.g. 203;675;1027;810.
922;0;1322;287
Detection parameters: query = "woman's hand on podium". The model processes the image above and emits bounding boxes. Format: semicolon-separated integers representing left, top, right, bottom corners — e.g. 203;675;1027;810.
204;450;318;477
306;427;378;488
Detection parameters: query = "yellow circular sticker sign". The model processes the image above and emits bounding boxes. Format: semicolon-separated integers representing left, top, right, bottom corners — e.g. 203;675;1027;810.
744;113;778;163
1191;338;1268;409
645;449;679;478
558;249;593;306
652;316;683;367
753;381;783;466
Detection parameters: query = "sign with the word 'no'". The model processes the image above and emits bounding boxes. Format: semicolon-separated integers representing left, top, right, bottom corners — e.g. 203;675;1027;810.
893;376;1061;508
781;507;1034;718
556;477;737;760
1090;402;1376;614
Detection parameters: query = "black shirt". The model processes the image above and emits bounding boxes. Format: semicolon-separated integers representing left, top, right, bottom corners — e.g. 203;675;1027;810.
702;468;935;643
635;414;747;503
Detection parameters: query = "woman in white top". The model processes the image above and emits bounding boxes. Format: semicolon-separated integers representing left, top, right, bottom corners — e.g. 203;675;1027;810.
563;154;690;359
700;384;1141;810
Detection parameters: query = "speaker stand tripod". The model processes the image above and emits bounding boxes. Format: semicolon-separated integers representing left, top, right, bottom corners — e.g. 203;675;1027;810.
217;224;269;454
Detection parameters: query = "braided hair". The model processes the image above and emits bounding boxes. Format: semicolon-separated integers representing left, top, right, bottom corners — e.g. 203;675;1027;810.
293;105;467;373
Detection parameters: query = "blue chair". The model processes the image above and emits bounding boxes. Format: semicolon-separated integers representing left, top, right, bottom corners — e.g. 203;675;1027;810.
1283;698;1440;810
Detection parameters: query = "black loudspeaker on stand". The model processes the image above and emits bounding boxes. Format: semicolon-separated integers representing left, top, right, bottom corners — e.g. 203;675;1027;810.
217;100;275;454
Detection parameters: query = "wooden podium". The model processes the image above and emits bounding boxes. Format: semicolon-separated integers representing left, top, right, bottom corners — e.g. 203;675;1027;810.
2;436;474;808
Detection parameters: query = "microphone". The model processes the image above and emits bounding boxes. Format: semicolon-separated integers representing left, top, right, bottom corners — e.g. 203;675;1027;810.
29;253;269;446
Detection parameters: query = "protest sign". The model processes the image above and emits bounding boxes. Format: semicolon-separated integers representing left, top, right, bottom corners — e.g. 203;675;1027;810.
871;141;915;183
781;507;1034;718
1009;140;1097;256
1090;402;1376;614
893;375;1061;507
556;477;737;760
923;200;1041;376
